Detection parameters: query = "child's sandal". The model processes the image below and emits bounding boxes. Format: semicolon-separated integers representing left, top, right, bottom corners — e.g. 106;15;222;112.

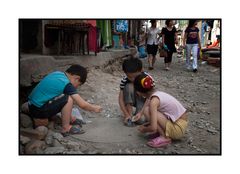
61;125;85;137
71;118;83;127
147;136;171;148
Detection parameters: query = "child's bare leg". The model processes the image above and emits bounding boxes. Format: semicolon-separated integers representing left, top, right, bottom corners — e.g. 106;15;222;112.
61;96;73;132
148;54;153;67
156;111;170;138
143;106;150;121
126;104;133;115
143;106;169;137
142;106;154;132
152;56;156;67
71;115;76;122
124;104;133;122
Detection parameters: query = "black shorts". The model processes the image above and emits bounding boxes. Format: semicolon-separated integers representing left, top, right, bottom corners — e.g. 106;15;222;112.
29;94;69;119
147;44;158;56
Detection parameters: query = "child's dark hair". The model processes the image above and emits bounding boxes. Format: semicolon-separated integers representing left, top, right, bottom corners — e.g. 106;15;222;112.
134;72;154;93
66;64;87;84
165;20;172;27
187;19;198;28
122;58;142;73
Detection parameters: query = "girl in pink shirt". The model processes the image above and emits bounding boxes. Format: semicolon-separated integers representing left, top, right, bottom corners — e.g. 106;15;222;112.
133;72;188;148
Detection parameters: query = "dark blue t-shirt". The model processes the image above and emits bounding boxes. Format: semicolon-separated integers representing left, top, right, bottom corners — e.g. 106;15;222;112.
185;27;199;44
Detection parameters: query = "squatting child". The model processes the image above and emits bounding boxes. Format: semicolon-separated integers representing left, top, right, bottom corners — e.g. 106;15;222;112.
28;64;102;136
118;58;152;126
133;72;188;148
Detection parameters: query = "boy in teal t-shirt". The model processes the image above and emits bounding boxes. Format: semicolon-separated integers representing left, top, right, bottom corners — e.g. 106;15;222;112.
28;64;102;136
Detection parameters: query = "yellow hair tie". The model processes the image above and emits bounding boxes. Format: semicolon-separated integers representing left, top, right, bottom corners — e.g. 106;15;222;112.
141;77;146;87
141;76;153;89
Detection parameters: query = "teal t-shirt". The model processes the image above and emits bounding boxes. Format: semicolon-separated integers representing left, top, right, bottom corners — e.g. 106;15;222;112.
28;71;71;107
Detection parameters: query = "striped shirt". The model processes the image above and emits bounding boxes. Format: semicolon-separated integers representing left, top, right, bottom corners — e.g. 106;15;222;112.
119;72;155;90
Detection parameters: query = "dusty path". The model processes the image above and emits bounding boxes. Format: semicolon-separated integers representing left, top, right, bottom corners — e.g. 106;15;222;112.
67;54;221;154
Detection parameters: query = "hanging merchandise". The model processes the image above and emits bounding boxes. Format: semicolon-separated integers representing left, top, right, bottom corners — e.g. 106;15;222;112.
88;26;100;55
97;20;112;47
116;20;128;33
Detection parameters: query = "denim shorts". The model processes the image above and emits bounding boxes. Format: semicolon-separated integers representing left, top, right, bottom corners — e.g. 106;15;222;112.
29;94;68;119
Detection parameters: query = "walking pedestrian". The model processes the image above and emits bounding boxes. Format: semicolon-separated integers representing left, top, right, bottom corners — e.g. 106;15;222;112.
146;20;161;70
161;20;178;70
183;20;202;73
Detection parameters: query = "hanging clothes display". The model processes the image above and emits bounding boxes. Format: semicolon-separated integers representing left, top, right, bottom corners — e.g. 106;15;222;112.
97;20;112;47
88;26;100;55
87;20;96;27
211;20;220;43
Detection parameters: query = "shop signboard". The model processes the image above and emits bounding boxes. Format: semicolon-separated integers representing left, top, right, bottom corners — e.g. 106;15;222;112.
116;20;128;32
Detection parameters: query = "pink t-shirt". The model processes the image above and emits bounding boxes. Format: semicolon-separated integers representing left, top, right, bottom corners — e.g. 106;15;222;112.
151;91;186;122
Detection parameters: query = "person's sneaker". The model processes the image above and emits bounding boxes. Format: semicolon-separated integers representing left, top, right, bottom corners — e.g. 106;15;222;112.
165;67;170;71
193;69;198;73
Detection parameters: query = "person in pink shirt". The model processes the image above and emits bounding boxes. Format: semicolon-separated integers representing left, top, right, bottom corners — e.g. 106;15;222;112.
133;72;188;148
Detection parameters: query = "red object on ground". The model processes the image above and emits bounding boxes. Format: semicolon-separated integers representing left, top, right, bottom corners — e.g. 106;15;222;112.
207;40;220;48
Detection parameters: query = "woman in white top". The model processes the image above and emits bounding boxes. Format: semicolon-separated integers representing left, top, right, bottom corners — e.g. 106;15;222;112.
146;20;161;70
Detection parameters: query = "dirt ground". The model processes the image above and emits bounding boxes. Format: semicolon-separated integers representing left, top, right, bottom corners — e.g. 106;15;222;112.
64;54;221;154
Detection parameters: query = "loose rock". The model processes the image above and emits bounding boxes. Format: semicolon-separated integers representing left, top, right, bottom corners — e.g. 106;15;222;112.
25;140;46;154
20;113;33;128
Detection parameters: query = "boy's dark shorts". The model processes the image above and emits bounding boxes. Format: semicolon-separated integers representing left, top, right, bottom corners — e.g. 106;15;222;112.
29;94;69;119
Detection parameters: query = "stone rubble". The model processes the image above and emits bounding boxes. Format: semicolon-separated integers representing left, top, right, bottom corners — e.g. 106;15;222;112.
19;54;220;154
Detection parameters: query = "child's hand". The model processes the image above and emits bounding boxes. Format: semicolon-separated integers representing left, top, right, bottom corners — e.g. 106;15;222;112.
132;112;142;122
138;125;145;133
93;105;102;113
124;116;131;124
143;122;150;126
